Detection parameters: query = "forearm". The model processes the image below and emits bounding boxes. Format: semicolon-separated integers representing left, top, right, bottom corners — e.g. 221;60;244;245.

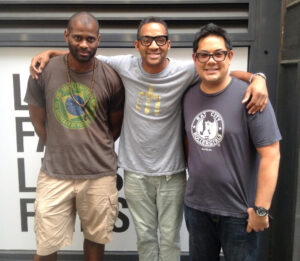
230;71;267;86
33;124;47;144
28;104;47;144
48;49;68;58
255;143;281;209
111;125;122;141
230;70;252;83
109;110;123;141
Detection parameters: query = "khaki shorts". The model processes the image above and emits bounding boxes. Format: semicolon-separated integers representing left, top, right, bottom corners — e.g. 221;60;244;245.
34;171;118;256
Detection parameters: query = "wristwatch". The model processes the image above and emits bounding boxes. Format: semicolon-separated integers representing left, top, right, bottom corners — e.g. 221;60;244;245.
249;72;267;83
253;206;272;218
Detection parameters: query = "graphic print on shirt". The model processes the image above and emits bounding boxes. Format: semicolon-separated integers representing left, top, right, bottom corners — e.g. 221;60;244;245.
53;82;98;129
136;84;161;115
191;110;224;149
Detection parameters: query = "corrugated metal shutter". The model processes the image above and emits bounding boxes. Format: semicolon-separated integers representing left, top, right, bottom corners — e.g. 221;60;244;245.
0;0;255;47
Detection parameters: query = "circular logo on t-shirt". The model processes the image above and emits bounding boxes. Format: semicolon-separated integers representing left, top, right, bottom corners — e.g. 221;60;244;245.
191;110;224;148
53;82;97;129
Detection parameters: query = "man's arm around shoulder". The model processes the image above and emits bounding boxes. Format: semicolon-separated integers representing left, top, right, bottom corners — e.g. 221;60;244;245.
30;49;68;79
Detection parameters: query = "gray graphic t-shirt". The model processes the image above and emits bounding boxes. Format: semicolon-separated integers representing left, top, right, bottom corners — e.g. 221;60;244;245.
97;55;198;176
183;77;282;217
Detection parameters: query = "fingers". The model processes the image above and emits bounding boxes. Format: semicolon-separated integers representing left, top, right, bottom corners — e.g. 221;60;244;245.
30;65;39;79
246;102;259;115
247;224;268;233
245;93;267;114
243;75;269;114
30;57;41;79
246;224;252;233
259;97;268;112
242;88;251;104
38;60;46;73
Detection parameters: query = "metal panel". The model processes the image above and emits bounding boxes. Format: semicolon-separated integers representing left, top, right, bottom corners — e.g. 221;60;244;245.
281;4;300;60
272;61;300;261
0;0;253;47
247;0;282;104
270;2;300;260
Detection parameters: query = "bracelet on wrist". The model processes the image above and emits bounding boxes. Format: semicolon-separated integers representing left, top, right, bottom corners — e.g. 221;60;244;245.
249;72;267;83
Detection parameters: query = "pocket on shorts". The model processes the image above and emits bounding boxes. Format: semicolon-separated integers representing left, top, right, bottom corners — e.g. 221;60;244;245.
106;192;119;233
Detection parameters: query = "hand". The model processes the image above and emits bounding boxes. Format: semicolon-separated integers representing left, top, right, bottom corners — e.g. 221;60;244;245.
242;75;268;114
29;51;52;79
246;207;269;233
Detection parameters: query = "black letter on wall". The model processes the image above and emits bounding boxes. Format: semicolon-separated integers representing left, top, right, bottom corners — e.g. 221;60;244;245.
20;198;35;232
16;117;34;152
13;74;28;110
113;197;130;233
18;158;36;192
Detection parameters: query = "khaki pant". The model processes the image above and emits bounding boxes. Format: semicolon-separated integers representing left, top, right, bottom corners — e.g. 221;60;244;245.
34;171;118;256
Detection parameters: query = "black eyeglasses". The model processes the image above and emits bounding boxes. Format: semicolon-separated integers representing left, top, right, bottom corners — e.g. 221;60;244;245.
138;35;168;47
195;50;230;63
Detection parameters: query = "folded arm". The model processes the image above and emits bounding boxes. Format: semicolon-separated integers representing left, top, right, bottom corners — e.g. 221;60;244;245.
108;110;124;141
28;104;47;144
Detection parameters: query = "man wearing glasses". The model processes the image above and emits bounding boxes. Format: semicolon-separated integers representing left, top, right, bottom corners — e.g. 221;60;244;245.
183;23;281;261
30;17;268;261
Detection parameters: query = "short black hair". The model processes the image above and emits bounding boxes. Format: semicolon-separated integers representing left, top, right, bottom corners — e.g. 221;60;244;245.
192;23;232;53
67;12;99;34
137;16;169;39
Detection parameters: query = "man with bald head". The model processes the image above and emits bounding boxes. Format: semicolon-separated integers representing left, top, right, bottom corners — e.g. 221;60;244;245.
25;12;124;261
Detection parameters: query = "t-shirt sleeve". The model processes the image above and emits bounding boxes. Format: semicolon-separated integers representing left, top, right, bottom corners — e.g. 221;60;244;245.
96;55;126;73
190;64;200;85
248;100;282;147
24;75;45;107
183;60;200;86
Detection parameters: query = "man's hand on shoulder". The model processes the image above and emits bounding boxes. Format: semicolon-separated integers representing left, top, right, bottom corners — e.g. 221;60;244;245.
242;74;268;114
30;50;68;79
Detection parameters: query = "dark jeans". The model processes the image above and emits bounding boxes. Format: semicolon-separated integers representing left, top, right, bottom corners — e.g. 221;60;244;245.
184;204;260;261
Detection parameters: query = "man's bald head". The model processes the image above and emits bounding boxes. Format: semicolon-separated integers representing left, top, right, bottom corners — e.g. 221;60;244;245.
67;12;99;34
